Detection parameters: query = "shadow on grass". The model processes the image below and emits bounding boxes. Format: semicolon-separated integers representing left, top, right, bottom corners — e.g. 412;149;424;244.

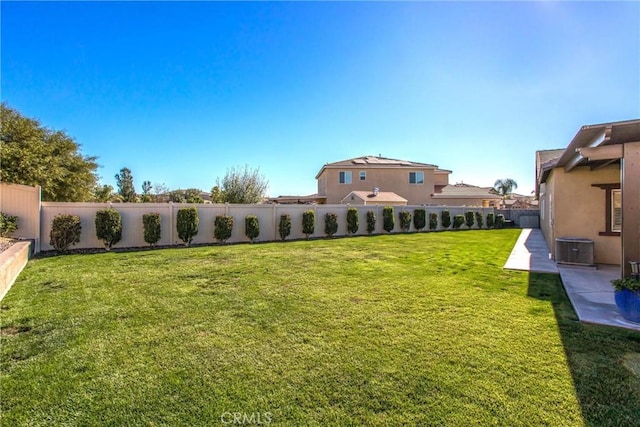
527;273;640;425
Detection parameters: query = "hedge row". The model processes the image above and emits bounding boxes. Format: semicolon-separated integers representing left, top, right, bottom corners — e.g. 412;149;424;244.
47;208;506;252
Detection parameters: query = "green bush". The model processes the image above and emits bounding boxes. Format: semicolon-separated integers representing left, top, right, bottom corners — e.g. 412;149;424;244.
413;209;426;231
453;214;465;229
302;210;315;238
611;277;640;292
214;215;234;243
324;212;338;237
399;211;412;232
429;212;438;231
347;208;359;235
279;214;292;241
95;209;122;249
50;214;81;252
475;212;484;230
487;212;495;229
143;213;161;246
177;207;199;246
496;214;505;229
383;206;395;232
366;211;376;234
0;212;18;237
465;211;475;229
441;210;451;229
245;215;259;242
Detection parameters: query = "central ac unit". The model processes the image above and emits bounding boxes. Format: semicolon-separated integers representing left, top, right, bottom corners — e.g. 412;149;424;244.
555;237;595;267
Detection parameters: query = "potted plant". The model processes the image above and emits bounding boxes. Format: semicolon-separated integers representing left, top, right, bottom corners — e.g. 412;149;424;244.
611;276;640;323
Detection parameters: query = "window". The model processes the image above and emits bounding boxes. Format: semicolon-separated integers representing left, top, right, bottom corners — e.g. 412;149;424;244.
592;183;621;236
612;189;621;232
339;171;352;184
409;171;424;184
359;171;366;181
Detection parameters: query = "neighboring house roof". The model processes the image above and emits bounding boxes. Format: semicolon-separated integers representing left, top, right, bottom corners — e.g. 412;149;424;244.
431;183;502;199
267;194;326;204
341;190;407;204
316;155;451;179
504;198;537;208
537;119;640;189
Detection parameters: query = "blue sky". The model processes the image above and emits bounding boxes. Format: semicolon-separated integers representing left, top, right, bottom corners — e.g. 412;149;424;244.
2;1;638;197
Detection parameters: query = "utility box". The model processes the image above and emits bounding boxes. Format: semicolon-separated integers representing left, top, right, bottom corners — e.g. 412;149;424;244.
555;237;595;267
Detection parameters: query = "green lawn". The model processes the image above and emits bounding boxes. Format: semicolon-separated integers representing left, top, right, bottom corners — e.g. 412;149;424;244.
1;230;639;426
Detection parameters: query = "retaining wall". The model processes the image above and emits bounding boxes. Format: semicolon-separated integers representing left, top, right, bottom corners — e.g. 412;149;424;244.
0;241;32;300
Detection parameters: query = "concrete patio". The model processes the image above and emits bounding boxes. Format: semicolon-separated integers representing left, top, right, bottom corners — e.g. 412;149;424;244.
504;228;640;332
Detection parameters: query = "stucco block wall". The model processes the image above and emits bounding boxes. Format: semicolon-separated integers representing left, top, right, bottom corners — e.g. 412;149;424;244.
0;241;31;300
542;165;620;265
318;167;441;204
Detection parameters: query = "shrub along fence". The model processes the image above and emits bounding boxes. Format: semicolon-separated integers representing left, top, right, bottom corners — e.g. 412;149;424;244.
37;203;496;252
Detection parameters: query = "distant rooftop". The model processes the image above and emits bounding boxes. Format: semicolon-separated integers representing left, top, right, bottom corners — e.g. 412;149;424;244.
341;190;408;204
432;183;501;199
316;155;451;178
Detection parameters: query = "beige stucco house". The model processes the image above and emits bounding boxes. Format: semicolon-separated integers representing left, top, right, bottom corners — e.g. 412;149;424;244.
316;156;451;205
536;119;640;276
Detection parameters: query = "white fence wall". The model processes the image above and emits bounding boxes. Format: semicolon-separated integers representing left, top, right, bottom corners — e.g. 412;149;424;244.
0;183;41;251
39;203;495;251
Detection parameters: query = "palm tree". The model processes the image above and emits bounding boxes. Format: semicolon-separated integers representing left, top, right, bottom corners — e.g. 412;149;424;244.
494;178;518;199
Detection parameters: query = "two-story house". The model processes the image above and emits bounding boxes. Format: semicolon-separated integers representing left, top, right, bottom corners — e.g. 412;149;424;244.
315;156;451;205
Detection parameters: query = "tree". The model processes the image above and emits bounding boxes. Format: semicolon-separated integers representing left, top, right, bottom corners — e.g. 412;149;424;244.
324;213;338;237
302;210;315;238
92;184;120;202
441;210;451;229
210;185;225;204
214;215;234;243
142;213;161;246
140;181;153;202
383;207;395;232
177;208;199;245
494;178;518;199
168;191;186;203
464;211;475;229
279;214;292;241
215;165;269;204
153;183;170;201
413;209;426;231
167;189;204;203
366;211;376;234
245;215;260;243
184;188;204;204
475;211;484;229
95;209;123;249
0;102;98;201
399;211;412;232
346;208;359;235
50;214;81;252
115;167;136;202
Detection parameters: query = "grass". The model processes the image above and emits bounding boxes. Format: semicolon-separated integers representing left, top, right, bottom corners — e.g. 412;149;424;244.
1;230;639;425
